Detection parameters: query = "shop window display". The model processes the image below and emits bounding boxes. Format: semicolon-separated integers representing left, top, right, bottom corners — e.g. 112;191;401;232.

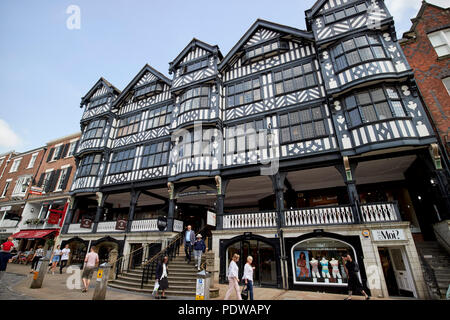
292;237;356;285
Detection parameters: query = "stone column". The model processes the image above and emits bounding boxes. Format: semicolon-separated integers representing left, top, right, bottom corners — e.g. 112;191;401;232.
167;182;175;232
62;196;76;234
108;249;119;280
92;192;106;233
126;190;141;233
336;157;361;223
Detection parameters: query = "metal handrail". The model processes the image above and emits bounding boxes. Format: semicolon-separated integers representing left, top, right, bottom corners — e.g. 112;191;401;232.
114;244;147;278
419;254;442;299
140;226;208;289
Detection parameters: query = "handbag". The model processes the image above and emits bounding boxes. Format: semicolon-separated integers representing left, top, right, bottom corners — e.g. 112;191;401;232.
152;281;160;296
241;285;249;300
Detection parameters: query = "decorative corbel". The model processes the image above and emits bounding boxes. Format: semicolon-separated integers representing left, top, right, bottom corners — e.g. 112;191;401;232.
429;143;442;170
343;156;353;181
215;175;222;195
167;182;174;200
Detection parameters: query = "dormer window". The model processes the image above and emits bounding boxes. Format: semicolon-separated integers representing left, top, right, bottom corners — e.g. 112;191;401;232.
243;39;289;64
135;81;163;99
87;96;109;110
182;58;209;75
323;1;367;25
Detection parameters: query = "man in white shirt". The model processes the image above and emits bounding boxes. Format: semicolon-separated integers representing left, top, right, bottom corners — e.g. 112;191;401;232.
59;244;70;274
224;253;242;300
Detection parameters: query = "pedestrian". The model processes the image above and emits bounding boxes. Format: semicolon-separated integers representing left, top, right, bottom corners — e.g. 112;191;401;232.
59;244;70;274
184;225;195;264
30;245;45;273
49;245;62;275
193;234;206;271
342;252;370;300
154;255;169;299
242;256;255;300
225;253;242;300
81;246;99;293
0;237;15;280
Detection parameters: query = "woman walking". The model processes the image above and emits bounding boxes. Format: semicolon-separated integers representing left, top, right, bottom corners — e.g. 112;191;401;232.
243;256;255;300
0;237;15;280
30;245;45;273
225;253;242;300
154;255;169;299
193;234;206;271
342;252;370;300
49;245;62;275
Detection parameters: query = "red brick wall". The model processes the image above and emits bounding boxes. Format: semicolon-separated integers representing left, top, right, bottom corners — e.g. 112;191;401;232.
400;5;450;152
0;148;46;204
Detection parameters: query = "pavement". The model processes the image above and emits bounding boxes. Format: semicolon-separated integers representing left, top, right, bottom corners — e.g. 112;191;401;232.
1;263;400;300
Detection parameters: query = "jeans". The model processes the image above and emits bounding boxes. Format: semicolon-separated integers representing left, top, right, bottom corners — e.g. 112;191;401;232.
193;250;202;268
0;252;11;271
60;260;68;274
31;256;42;271
246;280;254;300
184;242;192;262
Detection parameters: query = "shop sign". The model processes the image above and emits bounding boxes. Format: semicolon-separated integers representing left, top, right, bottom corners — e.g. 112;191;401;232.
80;218;93;229
29;187;43;196
372;229;406;241
173;219;183;233
207;211;216;227
115;219;127;231
47;212;60;225
177;190;215;198
157;216;168;231
0;206;12;212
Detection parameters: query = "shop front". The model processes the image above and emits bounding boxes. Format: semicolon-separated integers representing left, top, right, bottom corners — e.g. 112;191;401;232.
219;234;281;288
285;231;368;294
12;229;59;252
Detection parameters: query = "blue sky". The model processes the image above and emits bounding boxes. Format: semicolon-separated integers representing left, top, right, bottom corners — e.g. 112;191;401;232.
0;0;447;154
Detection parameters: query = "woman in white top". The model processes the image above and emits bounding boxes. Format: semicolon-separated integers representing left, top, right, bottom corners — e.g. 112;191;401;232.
49;245;62;275
224;253;242;300
242;256;255;300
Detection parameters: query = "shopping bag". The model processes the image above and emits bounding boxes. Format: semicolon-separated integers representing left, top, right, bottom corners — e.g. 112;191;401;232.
152;281;160;296
241;285;249;300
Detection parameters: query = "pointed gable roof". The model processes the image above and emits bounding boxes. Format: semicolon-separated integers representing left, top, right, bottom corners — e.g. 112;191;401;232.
111;64;171;109
169;38;223;73
401;1;450;41
80;77;121;107
308;0;355;17
218;19;314;71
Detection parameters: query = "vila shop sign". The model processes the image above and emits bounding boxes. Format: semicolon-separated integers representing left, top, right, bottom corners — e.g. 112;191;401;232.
29;187;43;196
372;229;406;241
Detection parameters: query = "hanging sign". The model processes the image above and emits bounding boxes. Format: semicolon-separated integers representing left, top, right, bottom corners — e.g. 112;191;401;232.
372;229;406;241
157;216;168;232
47;212;60;225
207;211;216;227
80;218;93;229
115;219;127;231
173;219;183;233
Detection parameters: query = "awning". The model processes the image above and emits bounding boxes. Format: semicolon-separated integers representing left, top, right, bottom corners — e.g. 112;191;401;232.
11;229;57;239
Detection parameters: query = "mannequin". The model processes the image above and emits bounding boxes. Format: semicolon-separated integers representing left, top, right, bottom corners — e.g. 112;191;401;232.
330;258;341;279
320;257;330;278
310;257;320;278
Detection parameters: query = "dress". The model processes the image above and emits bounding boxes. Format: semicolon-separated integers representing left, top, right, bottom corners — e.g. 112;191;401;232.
345;261;363;292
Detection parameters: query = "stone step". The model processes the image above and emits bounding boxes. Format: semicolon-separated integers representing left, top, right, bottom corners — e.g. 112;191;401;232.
117;275;197;284
108;282;196;297
111;279;196;291
125;270;200;278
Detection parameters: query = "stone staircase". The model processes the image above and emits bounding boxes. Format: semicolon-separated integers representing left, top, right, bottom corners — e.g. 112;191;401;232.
415;241;450;299
108;249;200;297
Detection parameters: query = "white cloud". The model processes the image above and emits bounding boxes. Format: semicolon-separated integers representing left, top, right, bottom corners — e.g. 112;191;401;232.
0;118;23;149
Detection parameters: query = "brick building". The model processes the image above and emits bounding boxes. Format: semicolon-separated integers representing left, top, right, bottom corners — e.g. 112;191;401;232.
0;148;46;241
14;132;80;251
400;1;450;154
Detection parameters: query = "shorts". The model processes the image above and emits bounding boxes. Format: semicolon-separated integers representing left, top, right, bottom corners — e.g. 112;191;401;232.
52;256;60;263
82;266;95;279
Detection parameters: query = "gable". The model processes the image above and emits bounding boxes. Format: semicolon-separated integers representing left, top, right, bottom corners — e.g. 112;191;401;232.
91;85;109;99
318;0;355;14
181;46;210;64
244;28;281;48
134;71;158;89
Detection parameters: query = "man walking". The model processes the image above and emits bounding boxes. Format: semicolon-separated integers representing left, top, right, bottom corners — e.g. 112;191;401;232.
0;237;15;280
60;244;70;274
193;234;206;271
81;246;99;293
184;225;195;264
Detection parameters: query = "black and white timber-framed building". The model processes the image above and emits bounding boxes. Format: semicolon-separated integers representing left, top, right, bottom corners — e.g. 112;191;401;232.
59;0;450;299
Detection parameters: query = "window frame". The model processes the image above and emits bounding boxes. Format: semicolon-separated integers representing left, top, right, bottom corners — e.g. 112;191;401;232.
77;154;102;178
109;148;137;175
116;113;141;138
179;86;211;116
343;85;409;129
181;57;209;75
140;141;171;169
83;119;106;141
427;28;450;58
322;1;368;25
442;77;450;95
1;180;11;198
146;104;172;130
226;76;263;109
9;158;22;173
225;119;266;154
331;34;388;73
55;166;70;191
134;81;164;99
27;153;38;168
272;61;318;96
278;105;329;145
87;96;109;110
243;39;290;64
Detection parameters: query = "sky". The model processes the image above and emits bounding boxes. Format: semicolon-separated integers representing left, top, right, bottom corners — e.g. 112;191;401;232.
0;0;448;154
